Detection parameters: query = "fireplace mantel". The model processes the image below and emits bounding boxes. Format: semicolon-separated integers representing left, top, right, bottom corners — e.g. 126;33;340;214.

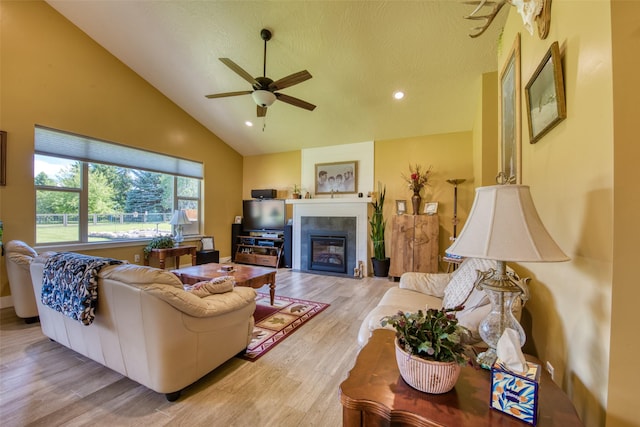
286;198;371;276
285;197;372;205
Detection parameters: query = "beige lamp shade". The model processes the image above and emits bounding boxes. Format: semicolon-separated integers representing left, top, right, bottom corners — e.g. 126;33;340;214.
446;185;569;262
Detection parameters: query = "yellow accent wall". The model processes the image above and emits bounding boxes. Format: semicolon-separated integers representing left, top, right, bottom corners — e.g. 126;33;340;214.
375;132;475;259
0;1;243;297
242;151;302;201
607;1;640;426
499;1;638;426
474;72;499;187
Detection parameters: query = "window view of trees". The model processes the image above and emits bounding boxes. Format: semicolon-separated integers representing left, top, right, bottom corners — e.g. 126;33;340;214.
34;155;201;244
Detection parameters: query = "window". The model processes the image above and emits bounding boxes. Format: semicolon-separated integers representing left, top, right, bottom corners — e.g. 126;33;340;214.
34;126;203;245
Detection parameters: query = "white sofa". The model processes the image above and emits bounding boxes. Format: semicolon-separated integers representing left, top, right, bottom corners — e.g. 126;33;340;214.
30;252;256;401
358;258;523;347
4;240;39;322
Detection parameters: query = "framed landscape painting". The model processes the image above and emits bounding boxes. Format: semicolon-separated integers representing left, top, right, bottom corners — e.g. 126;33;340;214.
525;41;566;144
315;161;357;194
499;33;521;184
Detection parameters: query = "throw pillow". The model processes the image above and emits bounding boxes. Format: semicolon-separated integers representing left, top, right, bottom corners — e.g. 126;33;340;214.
185;276;234;297
442;258;496;309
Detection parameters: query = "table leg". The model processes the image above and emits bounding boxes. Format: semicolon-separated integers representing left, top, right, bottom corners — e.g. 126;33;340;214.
175;256;180;269
269;283;275;306
158;253;166;269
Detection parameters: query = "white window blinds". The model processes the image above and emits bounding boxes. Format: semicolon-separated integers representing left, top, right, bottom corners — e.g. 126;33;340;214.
35;125;203;179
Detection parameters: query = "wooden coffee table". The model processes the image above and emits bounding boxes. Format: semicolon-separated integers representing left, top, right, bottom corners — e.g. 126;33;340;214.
340;329;583;427
172;263;277;305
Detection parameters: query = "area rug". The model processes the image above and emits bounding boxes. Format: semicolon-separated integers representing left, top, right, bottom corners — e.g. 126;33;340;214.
238;292;330;361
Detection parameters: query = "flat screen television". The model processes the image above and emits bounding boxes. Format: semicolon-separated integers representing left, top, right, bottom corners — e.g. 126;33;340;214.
242;199;286;232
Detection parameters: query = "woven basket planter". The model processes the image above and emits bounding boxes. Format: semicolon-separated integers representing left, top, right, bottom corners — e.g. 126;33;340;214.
395;338;461;394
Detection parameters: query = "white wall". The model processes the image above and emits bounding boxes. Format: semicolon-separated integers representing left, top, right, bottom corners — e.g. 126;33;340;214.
301;141;374;198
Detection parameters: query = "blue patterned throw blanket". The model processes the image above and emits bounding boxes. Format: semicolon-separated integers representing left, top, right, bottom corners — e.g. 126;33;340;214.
41;252;123;325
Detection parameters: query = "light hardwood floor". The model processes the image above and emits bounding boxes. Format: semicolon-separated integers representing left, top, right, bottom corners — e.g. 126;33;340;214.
0;269;396;427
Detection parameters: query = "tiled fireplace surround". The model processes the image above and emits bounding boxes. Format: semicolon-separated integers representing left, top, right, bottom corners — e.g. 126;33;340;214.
287;198;371;277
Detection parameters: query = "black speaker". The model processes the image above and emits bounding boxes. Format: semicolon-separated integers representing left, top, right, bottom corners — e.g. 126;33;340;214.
231;223;243;261
283;224;293;268
251;189;277;199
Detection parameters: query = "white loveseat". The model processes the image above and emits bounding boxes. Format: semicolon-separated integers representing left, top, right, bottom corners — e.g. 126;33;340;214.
4;240;39;322
358;258;523;347
30;252;256;401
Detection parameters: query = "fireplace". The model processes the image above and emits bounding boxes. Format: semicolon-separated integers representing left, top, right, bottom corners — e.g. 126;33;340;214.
299;216;357;277
287;198;370;276
309;234;347;274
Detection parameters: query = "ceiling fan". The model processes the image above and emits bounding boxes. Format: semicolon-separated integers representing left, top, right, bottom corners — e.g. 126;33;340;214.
205;28;315;118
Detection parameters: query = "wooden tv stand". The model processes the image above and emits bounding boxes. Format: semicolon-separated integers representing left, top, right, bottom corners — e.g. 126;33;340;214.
234;233;283;268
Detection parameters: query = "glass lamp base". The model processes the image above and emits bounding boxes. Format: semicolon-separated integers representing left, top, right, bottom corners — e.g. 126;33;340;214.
476;347;497;370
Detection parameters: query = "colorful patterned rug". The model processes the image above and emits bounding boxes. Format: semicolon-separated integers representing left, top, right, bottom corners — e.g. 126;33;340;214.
238;292;330;361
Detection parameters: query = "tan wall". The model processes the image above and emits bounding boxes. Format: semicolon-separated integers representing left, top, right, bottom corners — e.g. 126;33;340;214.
607;1;640;426
374;132;474;263
242;151;302;201
476;72;499;187
500;1;617;425
0;1;243;297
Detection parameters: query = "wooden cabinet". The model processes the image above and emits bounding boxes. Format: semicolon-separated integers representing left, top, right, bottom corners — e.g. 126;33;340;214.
389;215;439;278
235;235;283;268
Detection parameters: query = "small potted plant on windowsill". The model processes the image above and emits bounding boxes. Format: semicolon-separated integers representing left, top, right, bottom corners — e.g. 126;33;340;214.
381;306;470;394
369;182;390;277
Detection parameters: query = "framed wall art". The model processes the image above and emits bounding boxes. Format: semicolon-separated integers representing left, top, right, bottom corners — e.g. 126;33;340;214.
525;41;566;144
424;202;439;216
315;160;358;194
201;236;215;251
499;33;522;184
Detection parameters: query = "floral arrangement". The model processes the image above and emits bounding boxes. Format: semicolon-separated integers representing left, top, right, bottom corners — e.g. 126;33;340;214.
402;164;432;194
381;306;470;366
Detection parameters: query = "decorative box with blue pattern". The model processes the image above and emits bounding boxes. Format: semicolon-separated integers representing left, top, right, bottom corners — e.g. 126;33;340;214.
490;359;541;425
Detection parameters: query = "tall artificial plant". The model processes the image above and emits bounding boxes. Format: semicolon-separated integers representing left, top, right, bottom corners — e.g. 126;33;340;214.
369;182;387;260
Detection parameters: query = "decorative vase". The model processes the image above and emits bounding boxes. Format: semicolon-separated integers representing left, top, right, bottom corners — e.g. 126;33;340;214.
394;338;461;394
411;192;422;215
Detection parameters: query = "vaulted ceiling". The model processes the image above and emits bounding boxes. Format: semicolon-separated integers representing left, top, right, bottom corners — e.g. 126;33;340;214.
47;1;508;156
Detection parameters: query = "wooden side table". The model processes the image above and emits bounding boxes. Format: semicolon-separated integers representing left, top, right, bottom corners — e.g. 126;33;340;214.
340;329;583;427
144;245;196;269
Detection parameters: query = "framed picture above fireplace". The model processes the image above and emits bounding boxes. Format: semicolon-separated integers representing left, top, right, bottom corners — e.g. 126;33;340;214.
315;161;358;195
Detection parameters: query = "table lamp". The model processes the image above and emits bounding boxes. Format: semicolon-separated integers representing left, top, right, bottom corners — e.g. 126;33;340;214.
446;184;569;368
169;209;190;245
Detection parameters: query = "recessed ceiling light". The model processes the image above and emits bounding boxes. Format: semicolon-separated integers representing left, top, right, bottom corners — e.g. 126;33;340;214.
393;91;405;100
245;121;253;127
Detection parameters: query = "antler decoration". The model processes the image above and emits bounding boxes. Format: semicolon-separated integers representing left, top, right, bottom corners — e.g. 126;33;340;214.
463;0;551;39
463;0;510;38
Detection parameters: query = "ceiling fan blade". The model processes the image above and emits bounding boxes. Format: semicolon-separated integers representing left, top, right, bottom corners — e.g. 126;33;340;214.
205;90;252;99
269;70;312;91
219;58;259;86
257;105;267;117
275;93;316;111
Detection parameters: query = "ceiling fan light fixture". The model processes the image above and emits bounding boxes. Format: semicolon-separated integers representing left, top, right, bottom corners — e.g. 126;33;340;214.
252;90;276;107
